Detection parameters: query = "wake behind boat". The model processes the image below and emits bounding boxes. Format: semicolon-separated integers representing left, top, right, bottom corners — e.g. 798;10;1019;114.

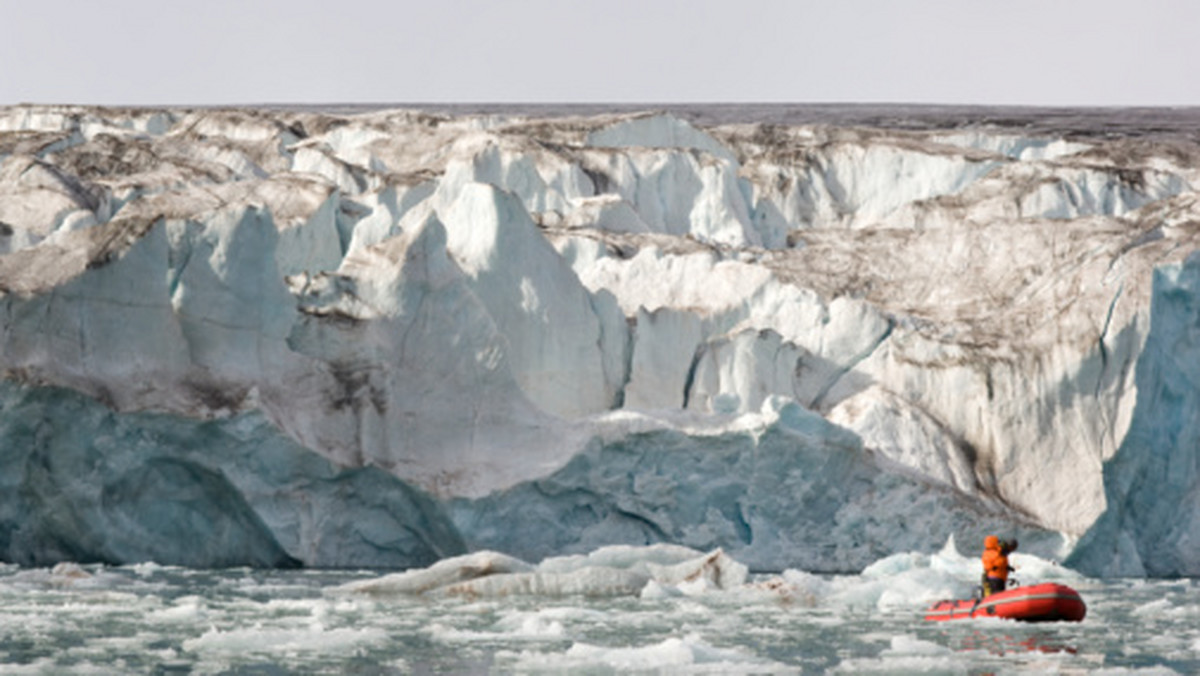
924;583;1087;622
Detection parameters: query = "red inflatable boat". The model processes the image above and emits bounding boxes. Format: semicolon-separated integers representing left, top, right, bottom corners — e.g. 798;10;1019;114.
924;583;1086;622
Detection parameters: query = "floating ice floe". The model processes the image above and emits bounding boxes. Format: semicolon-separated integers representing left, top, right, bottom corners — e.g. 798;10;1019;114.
334;545;747;599
499;633;795;674
335;538;1089;614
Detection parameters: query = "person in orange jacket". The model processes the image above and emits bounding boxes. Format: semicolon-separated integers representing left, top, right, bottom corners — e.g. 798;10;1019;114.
981;535;1017;597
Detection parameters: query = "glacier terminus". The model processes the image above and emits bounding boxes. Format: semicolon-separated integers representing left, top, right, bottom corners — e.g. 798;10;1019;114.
1;104;1198;577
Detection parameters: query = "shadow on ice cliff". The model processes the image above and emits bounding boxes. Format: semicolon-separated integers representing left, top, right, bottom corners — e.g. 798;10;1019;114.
1;104;1197;576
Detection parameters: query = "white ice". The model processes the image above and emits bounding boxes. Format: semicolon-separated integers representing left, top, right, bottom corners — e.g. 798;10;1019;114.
337;539;1083;613
1;105;1198;574
498;633;792;674
334;545;747;599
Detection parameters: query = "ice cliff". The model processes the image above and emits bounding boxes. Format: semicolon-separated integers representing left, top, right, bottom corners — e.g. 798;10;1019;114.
1;104;1197;576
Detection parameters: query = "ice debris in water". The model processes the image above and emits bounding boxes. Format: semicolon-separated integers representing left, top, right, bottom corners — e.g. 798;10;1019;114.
744;535;1089;612
333;550;533;596
182;624;389;655
335;538;1086;610
498;633;792;674
334;544;747;599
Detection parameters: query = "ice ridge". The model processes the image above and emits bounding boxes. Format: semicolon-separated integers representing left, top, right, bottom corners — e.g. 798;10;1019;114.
1;104;1198;575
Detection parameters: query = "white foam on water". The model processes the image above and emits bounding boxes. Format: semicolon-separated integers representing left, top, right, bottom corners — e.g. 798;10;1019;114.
424;605;606;644
58;640;180;672
427;613;567;644
831;634;980;673
888;634;955;655
1133;598;1175;617
181;622;389;655
125;561;178;577
0;657;134;675
425;622;500;643
495;612;568;638
1132;596;1200;621
145;595;209;623
498;632;795;673
262;597;336;615
1142;633;1189;656
504;605;609;624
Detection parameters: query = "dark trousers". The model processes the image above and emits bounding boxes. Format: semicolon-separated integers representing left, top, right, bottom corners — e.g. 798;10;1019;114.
982;576;1006;597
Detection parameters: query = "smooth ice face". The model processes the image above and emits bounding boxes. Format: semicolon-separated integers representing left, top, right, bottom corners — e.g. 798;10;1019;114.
0;381;465;568
1068;253;1200;576
450;400;1068;572
0;104;1198;573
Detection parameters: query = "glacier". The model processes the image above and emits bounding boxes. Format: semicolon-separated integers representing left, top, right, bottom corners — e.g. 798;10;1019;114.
1;104;1198;576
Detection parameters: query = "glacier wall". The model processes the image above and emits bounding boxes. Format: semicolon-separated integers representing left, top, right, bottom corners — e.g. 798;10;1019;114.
1;104;1198;574
1067;253;1200;577
0;381;463;568
449;400;1062;573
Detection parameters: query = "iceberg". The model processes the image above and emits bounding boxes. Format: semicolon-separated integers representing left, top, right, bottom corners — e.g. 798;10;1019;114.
0;104;1198;575
333;537;1080;614
332;544;747;599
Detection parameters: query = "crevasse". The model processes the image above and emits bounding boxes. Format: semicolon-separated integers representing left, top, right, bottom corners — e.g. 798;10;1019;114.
0;105;1196;575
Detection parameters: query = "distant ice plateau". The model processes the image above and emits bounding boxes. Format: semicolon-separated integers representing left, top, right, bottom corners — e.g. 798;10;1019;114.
1;104;1198;576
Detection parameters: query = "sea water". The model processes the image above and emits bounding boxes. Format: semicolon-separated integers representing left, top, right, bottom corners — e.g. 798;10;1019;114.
0;555;1196;675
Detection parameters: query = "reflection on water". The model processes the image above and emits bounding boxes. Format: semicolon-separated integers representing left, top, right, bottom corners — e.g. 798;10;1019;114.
956;629;1078;656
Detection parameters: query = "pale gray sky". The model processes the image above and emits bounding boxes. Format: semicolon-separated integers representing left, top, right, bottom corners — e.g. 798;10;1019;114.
2;0;1196;106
